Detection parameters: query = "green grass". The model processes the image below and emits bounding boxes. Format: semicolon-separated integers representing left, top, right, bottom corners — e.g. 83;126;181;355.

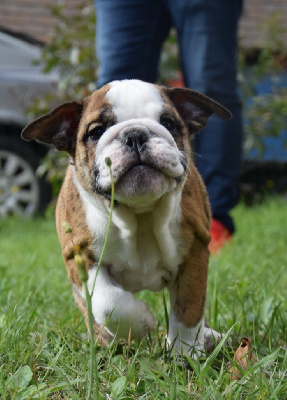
0;197;286;399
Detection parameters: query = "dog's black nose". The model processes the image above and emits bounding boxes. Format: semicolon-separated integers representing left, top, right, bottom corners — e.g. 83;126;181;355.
125;130;148;153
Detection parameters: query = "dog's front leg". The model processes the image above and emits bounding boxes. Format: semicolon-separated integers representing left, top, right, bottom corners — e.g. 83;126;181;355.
167;239;219;358
87;267;156;342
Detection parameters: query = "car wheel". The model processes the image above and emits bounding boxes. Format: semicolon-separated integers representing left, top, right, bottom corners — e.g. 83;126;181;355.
0;132;52;217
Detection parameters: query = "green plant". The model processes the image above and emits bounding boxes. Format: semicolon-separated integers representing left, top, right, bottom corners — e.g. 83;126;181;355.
238;12;287;156
159;29;181;85
28;1;96;120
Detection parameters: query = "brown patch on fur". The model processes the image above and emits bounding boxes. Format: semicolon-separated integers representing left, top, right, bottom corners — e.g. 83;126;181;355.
172;161;211;328
56;166;96;288
158;87;191;151
72;86;117;194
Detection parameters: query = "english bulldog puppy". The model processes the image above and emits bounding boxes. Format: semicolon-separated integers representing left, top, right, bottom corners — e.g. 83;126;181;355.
22;80;231;358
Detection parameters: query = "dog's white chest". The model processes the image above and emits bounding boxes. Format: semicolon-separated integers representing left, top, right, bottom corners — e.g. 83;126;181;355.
77;179;184;293
105;211;181;292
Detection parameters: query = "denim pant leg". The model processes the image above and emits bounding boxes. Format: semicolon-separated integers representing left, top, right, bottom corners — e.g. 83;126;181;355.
168;0;243;233
95;0;172;87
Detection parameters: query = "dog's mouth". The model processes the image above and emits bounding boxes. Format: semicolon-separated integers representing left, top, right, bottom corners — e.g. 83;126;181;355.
122;160;184;180
95;163;168;203
110;159;184;208
120;161;159;177
116;159;170;185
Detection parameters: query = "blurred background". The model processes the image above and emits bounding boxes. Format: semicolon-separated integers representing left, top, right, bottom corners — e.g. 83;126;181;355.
0;0;287;217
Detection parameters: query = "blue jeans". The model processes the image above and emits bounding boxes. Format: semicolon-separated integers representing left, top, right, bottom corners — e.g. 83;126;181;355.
95;0;243;233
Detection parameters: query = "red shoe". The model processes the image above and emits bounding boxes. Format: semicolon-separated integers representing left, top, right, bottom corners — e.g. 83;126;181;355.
209;218;232;255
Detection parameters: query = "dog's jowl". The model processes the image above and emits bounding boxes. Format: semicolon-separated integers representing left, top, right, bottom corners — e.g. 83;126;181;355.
22;80;231;358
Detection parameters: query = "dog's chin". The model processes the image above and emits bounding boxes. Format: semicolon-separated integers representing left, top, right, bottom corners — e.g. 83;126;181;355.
114;165;174;208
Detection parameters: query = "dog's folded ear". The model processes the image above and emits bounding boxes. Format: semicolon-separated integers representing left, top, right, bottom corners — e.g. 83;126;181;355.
165;87;232;134
21;100;84;157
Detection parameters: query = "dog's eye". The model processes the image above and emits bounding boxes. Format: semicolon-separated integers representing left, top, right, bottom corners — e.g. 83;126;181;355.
160;116;175;131
86;124;105;141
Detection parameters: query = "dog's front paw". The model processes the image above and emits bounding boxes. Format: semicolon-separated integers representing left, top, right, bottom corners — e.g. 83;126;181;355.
127;299;156;341
90;268;156;342
107;298;156;341
94;294;155;342
166;312;224;360
167;317;223;360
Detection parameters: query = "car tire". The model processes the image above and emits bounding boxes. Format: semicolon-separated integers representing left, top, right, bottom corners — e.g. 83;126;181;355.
0;129;52;217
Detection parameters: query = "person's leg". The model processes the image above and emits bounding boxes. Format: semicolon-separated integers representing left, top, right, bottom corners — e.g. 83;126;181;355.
168;0;243;234
95;0;172;87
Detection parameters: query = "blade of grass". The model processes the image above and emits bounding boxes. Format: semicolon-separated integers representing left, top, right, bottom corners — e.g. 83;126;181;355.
0;367;7;400
91;157;115;296
268;302;281;351
162;290;169;336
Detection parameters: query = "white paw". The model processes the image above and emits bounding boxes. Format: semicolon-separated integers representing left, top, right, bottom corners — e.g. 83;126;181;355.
89;267;155;342
167;334;205;360
127;299;156;341
167;312;206;359
167;313;225;360
94;296;155;342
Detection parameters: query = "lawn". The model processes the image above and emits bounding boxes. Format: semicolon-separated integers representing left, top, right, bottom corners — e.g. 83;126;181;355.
0;197;286;399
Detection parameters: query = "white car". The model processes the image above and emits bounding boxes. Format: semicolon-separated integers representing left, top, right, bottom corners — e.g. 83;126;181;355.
0;29;58;217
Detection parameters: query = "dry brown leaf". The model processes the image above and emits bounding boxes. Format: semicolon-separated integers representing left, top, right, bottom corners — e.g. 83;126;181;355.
228;337;258;381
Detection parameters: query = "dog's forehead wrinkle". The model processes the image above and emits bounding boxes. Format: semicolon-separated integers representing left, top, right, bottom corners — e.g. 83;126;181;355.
106;80;164;122
83;105;116;127
99;106;116;122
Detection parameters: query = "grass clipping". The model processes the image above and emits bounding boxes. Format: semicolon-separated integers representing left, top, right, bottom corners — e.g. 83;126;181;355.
228;337;258;381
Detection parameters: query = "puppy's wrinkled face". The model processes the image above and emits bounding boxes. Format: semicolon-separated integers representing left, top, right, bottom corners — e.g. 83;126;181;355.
76;80;188;206
21;79;231;208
